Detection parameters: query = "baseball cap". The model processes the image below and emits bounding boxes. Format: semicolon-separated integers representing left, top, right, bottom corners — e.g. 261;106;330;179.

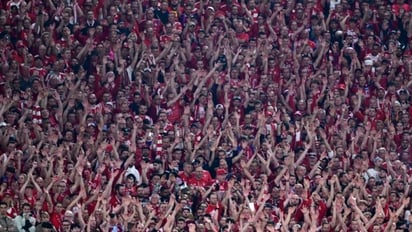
207;6;215;12
294;111;303;116
215;104;224;110
233;96;241;101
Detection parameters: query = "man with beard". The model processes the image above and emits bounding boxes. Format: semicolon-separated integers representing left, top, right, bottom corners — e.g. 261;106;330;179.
188;165;213;188
135;183;150;203
309;192;327;225
109;184;126;209
280;193;306;223
397;132;411;155
85;93;102;115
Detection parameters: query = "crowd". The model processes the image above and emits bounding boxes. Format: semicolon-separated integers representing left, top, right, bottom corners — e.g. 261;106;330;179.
0;0;412;231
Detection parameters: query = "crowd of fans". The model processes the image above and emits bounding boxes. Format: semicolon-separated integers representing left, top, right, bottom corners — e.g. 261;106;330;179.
0;0;412;231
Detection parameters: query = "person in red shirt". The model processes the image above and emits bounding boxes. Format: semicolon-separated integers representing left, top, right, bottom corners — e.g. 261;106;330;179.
179;162;193;184
10;40;25;63
125;174;138;197
51;179;77;207
29;56;48;80
50;202;65;230
1;192;17;218
34;44;55;68
19;184;37;208
187;165;213;188
205;191;224;221
109;184;126;209
309;192;327;225
214;168;228;191
159;22;174;48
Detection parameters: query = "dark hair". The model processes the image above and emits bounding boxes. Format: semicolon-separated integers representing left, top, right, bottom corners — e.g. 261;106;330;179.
126;174;136;182
70;223;81;230
114;184;124;192
41;222;54;229
21;203;31;209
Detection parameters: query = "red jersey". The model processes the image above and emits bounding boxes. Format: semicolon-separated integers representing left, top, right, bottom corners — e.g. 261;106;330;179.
29;67;48;79
50;212;64;231
109;194;122;209
167;101;184;124
187;172;213;187
178;171;192;184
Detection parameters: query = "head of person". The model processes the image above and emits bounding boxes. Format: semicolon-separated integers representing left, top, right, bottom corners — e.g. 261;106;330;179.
0;201;8;216
21;203;31;216
40;222;55;232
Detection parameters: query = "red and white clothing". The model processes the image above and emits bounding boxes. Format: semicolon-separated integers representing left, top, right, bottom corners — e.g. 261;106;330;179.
187;171;213;187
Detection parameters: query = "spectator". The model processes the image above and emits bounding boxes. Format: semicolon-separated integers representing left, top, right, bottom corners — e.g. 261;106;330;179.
36;222;55;232
2;0;412;231
14;203;36;232
0;201;18;232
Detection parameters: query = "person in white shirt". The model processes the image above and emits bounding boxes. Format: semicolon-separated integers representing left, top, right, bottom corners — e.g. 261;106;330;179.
14;203;36;232
364;157;384;182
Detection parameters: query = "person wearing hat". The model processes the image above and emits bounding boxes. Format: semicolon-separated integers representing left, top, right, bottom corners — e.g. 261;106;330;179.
214;168;228;191
0;190;17;219
229;95;245;117
11;40;26;64
365;156;384;182
214;104;225;122
205;5;216;21
124;149;142;187
189;122;203;144
180;205;194;221
294;111;303;119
